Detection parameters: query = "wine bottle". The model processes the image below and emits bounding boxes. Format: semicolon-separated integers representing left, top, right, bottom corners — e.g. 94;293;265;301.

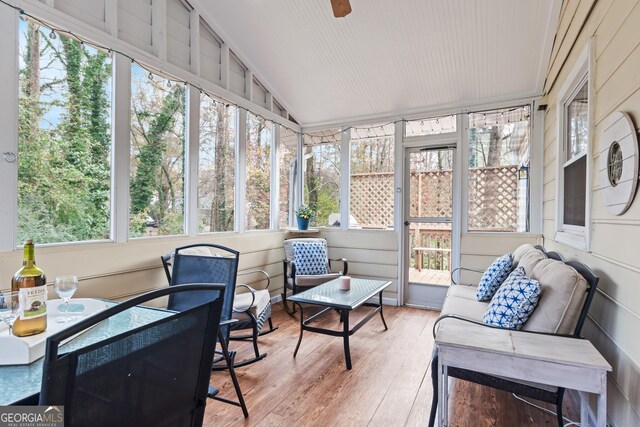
11;239;47;336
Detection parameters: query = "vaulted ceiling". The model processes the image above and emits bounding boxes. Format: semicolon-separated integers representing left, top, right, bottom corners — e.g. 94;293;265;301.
195;0;561;128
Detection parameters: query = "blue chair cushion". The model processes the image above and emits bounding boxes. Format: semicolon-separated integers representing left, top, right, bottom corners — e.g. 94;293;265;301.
293;242;328;275
476;253;513;301
483;266;541;330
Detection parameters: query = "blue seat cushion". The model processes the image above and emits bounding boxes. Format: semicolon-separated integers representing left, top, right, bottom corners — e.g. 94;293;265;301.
292;241;328;275
476;253;513;301
483;266;541;330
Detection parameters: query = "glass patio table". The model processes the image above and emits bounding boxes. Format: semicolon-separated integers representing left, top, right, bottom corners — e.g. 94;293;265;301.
288;278;391;370
0;301;173;406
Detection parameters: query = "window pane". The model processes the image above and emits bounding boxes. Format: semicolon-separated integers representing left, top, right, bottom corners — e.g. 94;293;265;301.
468;106;531;232
198;96;236;232
566;81;588;160
304;129;341;227
405;115;456;137
279;126;298;228
130;65;186;237
563;156;586;227
349;123;395;229
18;21;112;244
246;113;272;230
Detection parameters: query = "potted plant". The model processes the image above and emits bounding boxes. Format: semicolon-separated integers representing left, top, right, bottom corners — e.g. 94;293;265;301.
295;205;316;230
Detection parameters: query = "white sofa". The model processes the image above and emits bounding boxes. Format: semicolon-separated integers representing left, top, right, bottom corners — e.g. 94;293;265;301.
429;243;599;427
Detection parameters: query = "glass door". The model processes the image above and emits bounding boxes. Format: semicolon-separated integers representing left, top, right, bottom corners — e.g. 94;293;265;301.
404;146;456;307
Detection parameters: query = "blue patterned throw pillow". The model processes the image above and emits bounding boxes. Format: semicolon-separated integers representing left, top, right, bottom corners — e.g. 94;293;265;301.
293;242;328;275
476;254;513;301
483;267;541;330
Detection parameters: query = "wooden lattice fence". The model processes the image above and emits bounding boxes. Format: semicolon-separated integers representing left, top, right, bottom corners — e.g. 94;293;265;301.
349;166;519;231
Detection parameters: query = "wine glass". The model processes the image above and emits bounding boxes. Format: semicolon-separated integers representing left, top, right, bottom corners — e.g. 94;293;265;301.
0;290;26;335
54;275;78;323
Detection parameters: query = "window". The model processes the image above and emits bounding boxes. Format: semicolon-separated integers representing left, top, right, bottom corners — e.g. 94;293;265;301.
279;126;298;228
405;115;456;137
563;80;588;227
17;20;112;244
245;113;272;230
129;65;186;237
198;95;236;232
304;129;341;227
467;106;531;232
349;123;395;229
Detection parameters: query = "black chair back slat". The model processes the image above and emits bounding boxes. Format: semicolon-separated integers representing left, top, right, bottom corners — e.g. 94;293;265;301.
168;244;239;343
40;284;225;427
565;260;599;337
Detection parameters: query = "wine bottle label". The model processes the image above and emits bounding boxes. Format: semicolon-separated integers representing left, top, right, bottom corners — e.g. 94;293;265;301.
19;287;47;320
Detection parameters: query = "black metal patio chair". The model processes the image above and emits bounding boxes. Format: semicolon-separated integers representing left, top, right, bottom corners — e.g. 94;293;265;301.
282;237;348;315
161;243;276;367
39;284;225;427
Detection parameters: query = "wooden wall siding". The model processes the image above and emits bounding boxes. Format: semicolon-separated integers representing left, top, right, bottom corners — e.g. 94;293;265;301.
117;0;153;54
166;0;191;70
319;230;399;301
542;0;640;425
0;231;288;306
53;0;105;31
229;53;246;97
199;19;222;84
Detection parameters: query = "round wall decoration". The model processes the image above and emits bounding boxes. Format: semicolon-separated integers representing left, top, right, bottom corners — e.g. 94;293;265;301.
598;111;639;215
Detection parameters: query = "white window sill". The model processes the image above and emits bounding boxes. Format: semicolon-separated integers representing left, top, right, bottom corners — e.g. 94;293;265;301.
554;230;589;252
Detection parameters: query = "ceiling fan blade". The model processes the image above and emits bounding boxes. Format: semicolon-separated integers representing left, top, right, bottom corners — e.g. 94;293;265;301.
331;0;352;18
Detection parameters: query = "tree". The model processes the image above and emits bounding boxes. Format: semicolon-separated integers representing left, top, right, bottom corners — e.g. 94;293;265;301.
18;22;112;244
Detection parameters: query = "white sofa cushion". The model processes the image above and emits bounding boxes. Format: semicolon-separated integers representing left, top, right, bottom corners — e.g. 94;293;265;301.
441;295;489;322
523;259;589;335
447;285;479;300
512;243;536;266
517;248;547;277
233;288;270;317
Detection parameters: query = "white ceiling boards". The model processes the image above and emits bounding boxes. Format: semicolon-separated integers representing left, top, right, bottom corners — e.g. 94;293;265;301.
194;0;560;127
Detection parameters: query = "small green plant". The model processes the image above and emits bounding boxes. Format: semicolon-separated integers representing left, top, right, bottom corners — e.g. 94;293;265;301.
295;204;316;220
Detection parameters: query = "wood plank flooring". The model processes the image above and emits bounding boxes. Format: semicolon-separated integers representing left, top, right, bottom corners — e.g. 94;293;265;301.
204;303;578;426
408;268;451;286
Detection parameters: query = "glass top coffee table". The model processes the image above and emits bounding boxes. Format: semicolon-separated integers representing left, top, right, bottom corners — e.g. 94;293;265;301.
288;278;391;370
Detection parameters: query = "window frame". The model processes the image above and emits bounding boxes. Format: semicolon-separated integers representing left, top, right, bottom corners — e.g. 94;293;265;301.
555;41;594;251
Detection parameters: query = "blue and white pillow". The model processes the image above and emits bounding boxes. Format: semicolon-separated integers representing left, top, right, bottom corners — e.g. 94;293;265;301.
482;267;541;330
476;254;513;301
292;242;328;275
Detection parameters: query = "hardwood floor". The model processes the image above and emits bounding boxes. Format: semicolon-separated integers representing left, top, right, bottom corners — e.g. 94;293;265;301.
204;303;578;426
408;268;451;286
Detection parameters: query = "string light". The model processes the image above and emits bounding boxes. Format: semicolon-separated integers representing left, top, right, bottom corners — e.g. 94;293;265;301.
148;72;153;80
48;29;56;39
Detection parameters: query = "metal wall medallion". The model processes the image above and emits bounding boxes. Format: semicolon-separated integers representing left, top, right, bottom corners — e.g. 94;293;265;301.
598;111;639;215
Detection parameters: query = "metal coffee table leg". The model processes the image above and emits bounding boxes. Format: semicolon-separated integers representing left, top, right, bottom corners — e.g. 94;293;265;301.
341;309;352;370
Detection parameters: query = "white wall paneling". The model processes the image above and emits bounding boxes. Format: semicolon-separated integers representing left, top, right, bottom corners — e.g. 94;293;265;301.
199;18;221;83
0;7;19;251
166;0;191;69
54;0;105;32
185;85;200;237
111;52;132;244
118;0;152;54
